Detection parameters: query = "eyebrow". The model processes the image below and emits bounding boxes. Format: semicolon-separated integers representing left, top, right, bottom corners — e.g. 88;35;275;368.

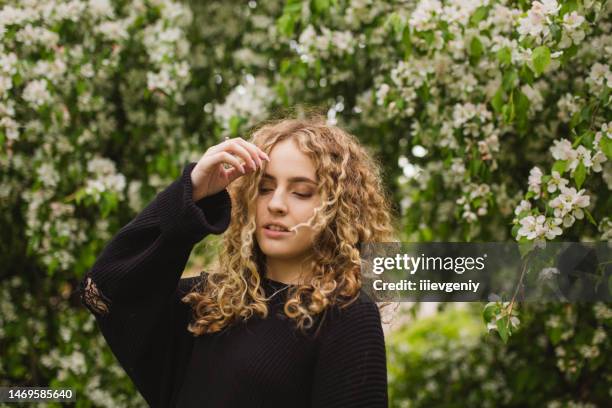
261;173;318;185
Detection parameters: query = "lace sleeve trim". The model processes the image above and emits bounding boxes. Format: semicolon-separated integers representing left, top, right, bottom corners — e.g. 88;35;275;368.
79;275;112;316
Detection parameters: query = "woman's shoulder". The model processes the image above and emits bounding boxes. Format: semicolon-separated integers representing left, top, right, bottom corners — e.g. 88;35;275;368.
309;288;384;343
323;288;382;328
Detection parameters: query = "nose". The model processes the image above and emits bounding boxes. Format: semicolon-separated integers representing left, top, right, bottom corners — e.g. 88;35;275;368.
267;188;288;215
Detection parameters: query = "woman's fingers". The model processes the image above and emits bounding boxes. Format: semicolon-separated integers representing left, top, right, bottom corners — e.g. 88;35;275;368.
207;137;270;171
215;151;246;174
224;140;258;170
232;137;270;166
225;164;246;182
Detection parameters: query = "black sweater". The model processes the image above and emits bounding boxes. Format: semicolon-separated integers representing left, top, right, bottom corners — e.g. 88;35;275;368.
77;162;388;408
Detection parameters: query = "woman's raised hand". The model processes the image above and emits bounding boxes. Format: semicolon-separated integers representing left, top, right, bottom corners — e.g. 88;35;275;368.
190;137;270;201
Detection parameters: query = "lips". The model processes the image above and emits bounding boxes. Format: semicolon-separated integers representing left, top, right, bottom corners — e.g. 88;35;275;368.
264;222;290;232
262;222;292;239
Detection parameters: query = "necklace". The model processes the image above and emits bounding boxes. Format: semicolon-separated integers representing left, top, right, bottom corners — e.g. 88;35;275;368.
264;283;291;301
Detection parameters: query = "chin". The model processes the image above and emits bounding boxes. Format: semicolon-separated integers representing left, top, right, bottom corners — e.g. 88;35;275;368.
258;243;292;258
257;239;296;259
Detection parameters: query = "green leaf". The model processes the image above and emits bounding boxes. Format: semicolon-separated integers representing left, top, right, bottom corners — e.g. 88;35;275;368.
421;30;434;46
532;46;551;76
229;115;244;136
469;36;484;60
387;12;404;37
396;98;405;110
277;14;295;37
549;327;562;345
581;130;595;149
513;89;530;128
502;92;515;124
438;20;451;41
569;110;582;129
497;316;510;343
275;81;288;106
497;47;512;66
600;85;610;105
491;87;505;113
552;160;568;174
573;160;586;188
74;189;86;205
518;241;535;258
600;136;612;159
470;6;488;26
312;0;330;14
550;23;562;42
579;105;591;123
559;0;579;17
402;27;413;59
76;80;87;95
502;69;518;92
584;208;597;227
420;226;433;241
483;303;500;323
511;224;520;238
417;83;430;103
560;44;578;64
519;64;534;85
13;72;24;89
47;258;59;277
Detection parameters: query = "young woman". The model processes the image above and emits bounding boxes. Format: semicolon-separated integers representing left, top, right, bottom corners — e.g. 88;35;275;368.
78;116;397;407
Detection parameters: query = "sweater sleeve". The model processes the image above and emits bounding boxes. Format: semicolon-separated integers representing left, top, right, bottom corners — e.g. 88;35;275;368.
310;299;389;408
77;162;231;408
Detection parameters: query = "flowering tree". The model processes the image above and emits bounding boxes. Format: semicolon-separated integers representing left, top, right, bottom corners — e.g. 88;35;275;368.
0;0;610;406
0;0;198;405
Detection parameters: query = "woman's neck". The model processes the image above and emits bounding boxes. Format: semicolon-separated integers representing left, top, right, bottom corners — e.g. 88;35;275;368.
264;256;312;285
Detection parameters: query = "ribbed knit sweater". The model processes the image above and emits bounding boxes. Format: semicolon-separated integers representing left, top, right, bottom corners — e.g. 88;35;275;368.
77;162;388;408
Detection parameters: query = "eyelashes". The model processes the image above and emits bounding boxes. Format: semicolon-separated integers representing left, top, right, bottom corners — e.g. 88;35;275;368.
258;188;312;198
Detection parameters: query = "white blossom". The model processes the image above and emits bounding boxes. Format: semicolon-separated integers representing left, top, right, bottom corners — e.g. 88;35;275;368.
537;0;561;16
591;151;607;172
95;20;128;41
517;214;562;241
562;11;585;31
550;138;575;161
528;166;543;196
213;76;275;133
22;79;52;108
517;4;550;40
586;62;611;91
88;0;115;19
514;199;531;216
568;145;592;173
0;117;20;141
549;186;590;221
547;171;569;193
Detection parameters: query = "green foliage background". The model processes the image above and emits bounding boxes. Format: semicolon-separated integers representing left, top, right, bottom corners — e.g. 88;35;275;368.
0;0;610;407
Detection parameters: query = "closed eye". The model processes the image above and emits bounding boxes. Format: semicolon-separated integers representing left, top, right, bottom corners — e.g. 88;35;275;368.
258;188;312;198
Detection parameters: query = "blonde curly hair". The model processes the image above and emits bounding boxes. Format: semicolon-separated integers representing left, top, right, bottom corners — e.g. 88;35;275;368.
182;115;399;337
